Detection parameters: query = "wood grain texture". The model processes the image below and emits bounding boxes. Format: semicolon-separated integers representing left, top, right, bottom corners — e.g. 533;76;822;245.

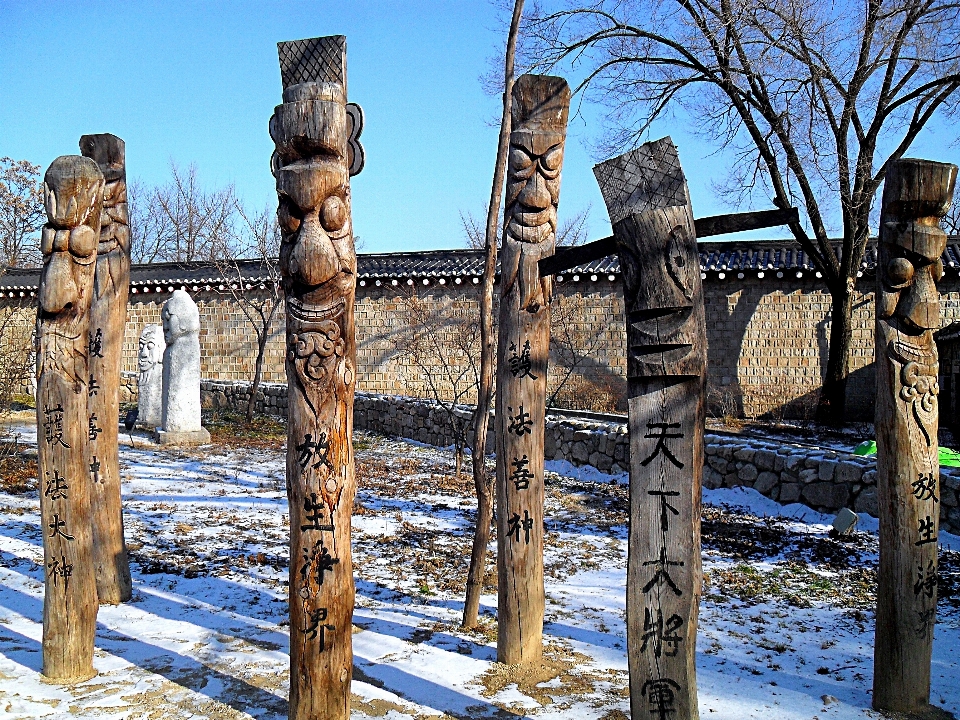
37;155;104;682
495;74;570;665
873;157;957;714
80;133;132;605
273;35;357;720
594;137;705;720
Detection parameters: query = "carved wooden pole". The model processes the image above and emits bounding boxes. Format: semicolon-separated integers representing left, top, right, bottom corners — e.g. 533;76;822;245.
79;133;132;605
495;74;570;665
37;155;104;682
271;35;364;720
874;158;957;714
594;137;704;720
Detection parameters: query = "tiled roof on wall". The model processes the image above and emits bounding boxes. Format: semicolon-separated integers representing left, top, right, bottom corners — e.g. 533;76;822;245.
1;238;957;297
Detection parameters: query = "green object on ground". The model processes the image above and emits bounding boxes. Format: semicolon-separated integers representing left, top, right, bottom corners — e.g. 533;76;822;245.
853;439;960;468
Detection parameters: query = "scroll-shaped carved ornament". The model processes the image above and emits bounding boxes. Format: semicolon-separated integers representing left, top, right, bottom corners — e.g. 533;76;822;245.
271;34;359;720
37;155;104;682
80;133;133;605
594;137;705;720
495;74;570;666
873;158;957;714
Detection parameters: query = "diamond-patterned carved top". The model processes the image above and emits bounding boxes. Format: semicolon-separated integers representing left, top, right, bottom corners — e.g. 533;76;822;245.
278;35;346;90
593;137;687;226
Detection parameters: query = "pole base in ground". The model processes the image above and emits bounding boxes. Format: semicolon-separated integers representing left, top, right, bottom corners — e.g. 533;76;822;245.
40;668;97;685
155;428;211;446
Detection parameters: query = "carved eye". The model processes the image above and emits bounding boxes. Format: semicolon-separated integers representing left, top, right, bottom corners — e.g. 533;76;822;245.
542;144;564;172
320;195;347;233
277;200;301;234
509;147;535;179
887;257;914;286
69;225;98;259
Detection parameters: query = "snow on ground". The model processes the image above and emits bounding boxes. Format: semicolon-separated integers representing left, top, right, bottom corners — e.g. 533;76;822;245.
0;419;958;719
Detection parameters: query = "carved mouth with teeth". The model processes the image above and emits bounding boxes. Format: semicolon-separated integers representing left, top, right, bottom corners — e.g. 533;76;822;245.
287;296;345;327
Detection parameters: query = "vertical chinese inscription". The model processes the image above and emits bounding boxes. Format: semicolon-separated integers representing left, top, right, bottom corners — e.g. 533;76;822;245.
873;158;957;715
80;133;132;605
37;155;104;682
271;34;363;720
495;74;570;665
594;137;705;720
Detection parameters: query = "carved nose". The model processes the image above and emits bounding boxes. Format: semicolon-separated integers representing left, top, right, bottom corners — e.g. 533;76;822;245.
39;252;79;314
901;268;940;330
291;213;339;286
517;172;551;210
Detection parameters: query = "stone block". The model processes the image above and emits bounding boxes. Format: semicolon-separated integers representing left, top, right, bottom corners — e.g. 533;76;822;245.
734;448;755;463
779;483;801;503
704;467;724;490
723;472;740;488
834;461;862;484
799;467;819;484
861;470;877;486
738;464;759;482
707;456;728;474
784;454;804;472
754;450;777;472
572;441;589;463
802;481;849;510
156;427;211;447
854;487;878;516
818;460;837;481
754;471;779;494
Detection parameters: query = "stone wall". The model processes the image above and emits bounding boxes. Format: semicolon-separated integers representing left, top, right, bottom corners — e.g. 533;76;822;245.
10;267;960;421
195;383;960;535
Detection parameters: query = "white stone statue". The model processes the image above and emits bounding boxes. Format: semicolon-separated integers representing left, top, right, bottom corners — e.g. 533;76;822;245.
158;290;209;445
136;324;165;429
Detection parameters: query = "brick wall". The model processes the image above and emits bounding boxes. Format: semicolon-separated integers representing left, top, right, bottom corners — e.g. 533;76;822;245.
8;271;960;421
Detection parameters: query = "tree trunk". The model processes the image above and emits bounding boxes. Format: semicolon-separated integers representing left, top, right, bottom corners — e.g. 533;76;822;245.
464;0;525;631
594;138;705;720
873;158;957;715
273;35;360;720
816;282;854;426
37;155;104;682
81;133;133;605
247;329;268;422
495;75;570;665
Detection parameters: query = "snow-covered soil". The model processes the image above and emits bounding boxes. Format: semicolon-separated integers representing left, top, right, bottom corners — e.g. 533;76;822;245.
0;421;958;719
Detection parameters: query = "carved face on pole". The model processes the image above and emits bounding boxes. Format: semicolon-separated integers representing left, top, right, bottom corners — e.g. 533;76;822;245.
161;290;201;347
878;223;946;333
505;76;569;246
138;325;164;374
39;156;104;329
272;82;355;322
79;134;129;260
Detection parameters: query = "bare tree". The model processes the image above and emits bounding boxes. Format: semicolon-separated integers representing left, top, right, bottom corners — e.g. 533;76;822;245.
464;0;526;631
0;158;44;268
526;0;960;425
129;162;238;263
211;203;283;421
398;289;481;477
944;199;960;236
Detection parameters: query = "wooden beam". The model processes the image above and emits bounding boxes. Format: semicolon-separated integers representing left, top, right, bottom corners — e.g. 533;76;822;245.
273;35;359;720
537;206;799;277
594;137;704;720
873;157;957;715
495;73;571;665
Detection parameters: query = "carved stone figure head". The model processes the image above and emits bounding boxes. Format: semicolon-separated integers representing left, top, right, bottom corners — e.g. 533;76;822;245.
39;156;104;322
877;159;957;333
271;36;356;320
161;290;201;346
138;325;164;374
505;75;570;245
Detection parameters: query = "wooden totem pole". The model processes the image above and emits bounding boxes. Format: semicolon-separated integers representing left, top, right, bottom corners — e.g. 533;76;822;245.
495;74;570;665
37;155;104;682
80;133;132;605
874;158;957;714
271;35;364;720
594;137;705;720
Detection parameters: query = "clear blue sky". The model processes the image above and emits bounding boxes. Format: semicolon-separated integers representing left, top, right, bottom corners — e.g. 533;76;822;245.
2;1;957;253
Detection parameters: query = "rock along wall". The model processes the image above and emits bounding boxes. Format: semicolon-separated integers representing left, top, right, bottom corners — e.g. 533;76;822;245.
194;384;960;534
